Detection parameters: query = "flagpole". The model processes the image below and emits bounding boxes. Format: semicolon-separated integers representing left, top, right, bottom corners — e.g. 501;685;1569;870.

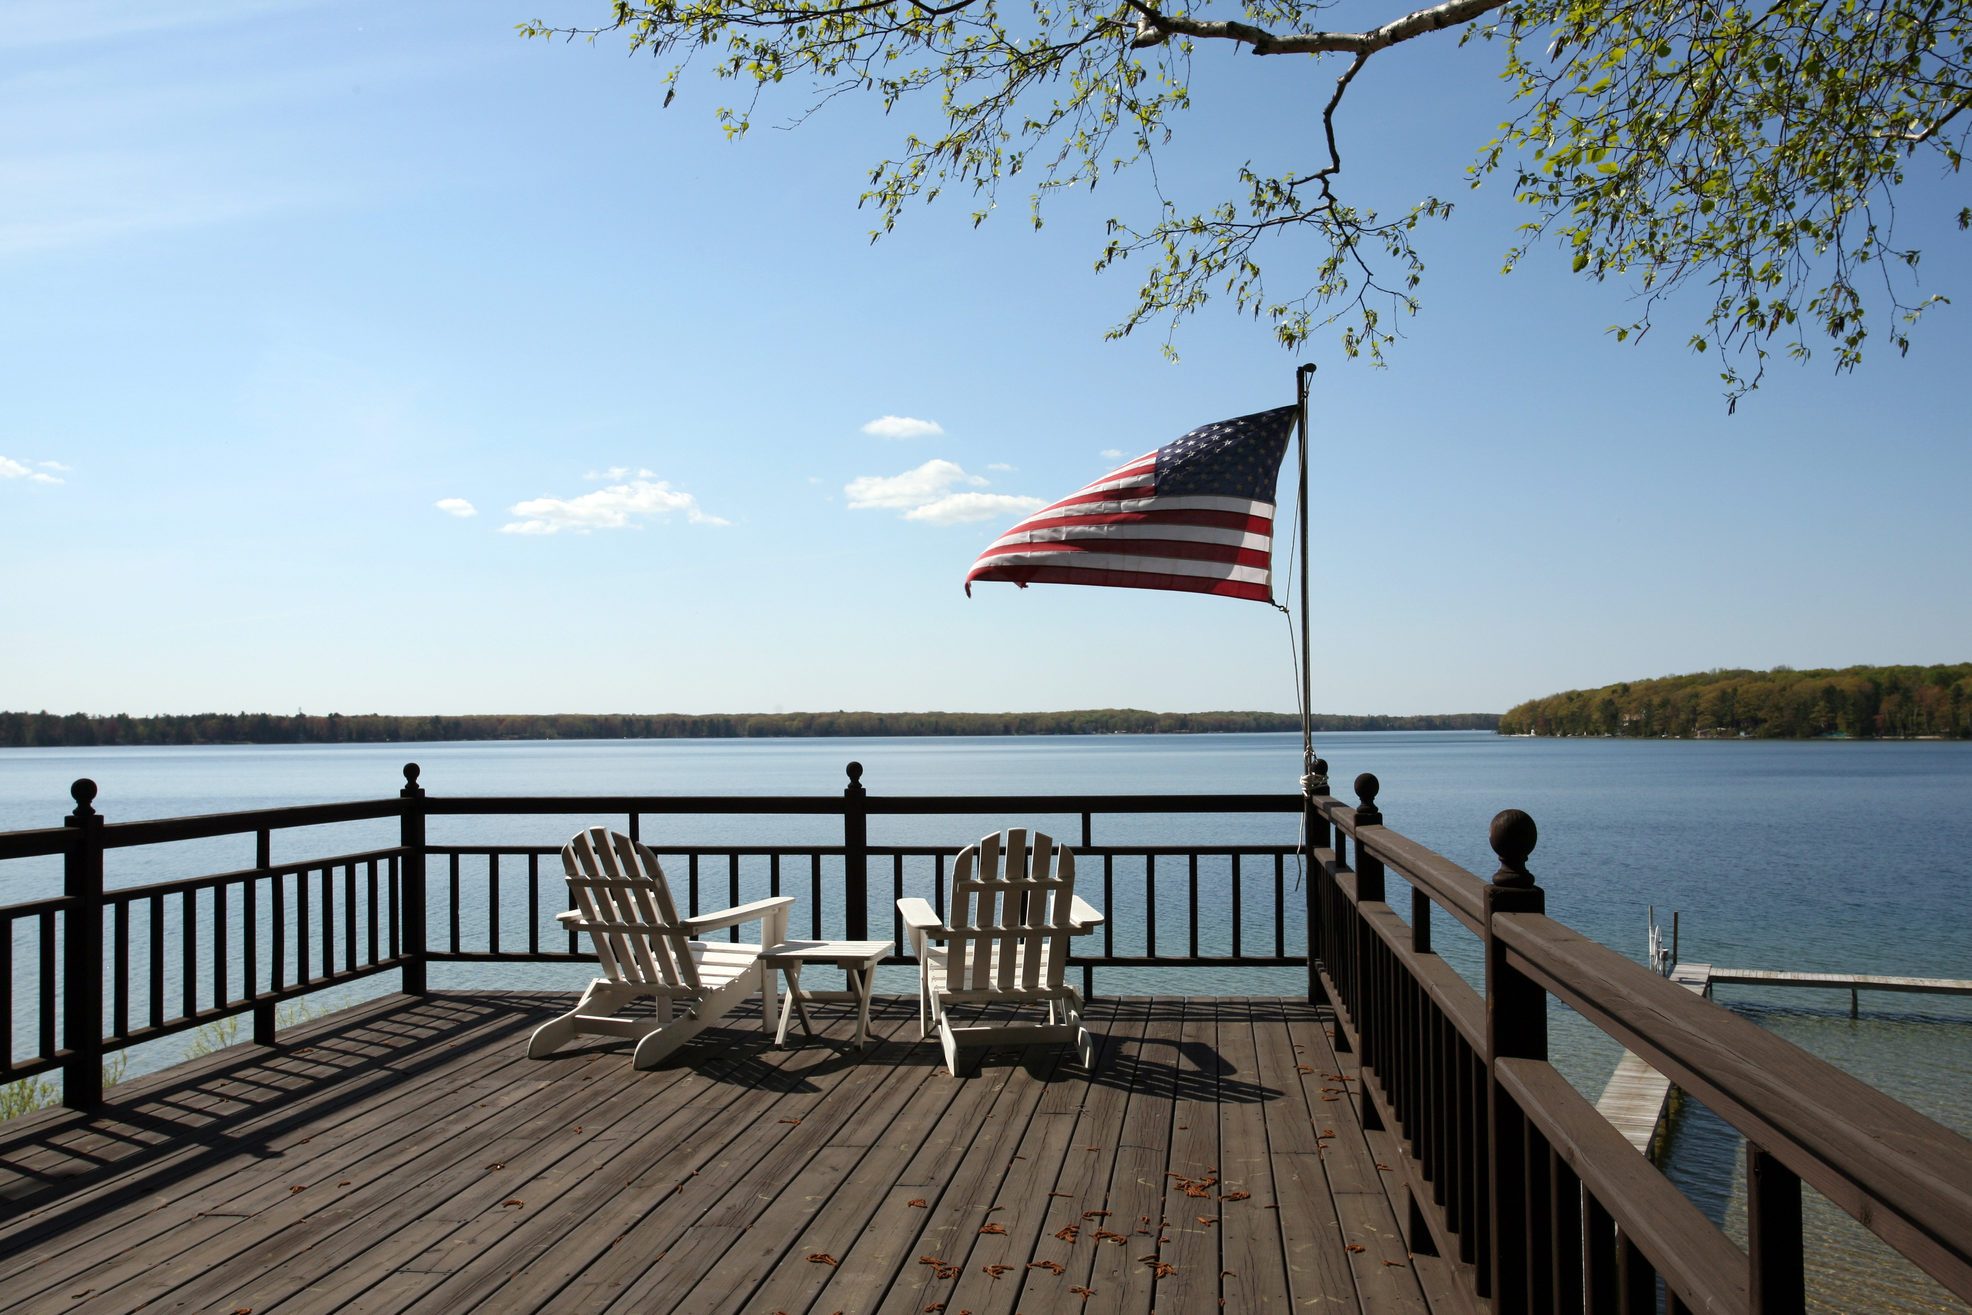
1295;363;1316;784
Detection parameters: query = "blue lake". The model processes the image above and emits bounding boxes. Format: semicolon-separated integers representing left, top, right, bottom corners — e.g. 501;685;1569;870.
3;731;1968;1310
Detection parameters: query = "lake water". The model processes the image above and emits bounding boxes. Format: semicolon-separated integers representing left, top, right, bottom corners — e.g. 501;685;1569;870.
3;731;1968;1310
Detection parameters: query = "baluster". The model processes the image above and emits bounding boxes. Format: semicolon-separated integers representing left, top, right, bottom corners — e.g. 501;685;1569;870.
1231;852;1244;959
528;852;541;956
448;853;461;955
62;779;106;1107
367;860;380;966
1748;1143;1805;1314
149;892;166;1030
344;861;357;970
1484;808;1545;1307
728;852;741;943
214;879;229;1009
1145;853;1157;958
1617;1230;1655;1314
112;898;129;1038
488;853;501;955
1584;1191;1618;1313
181;889;197;1019
1188;853;1199;960
319;867;333;977
1552;1147;1585;1314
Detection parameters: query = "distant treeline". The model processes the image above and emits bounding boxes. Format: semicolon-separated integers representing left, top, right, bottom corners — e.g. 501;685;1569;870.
1498;664;1972;739
0;707;1501;747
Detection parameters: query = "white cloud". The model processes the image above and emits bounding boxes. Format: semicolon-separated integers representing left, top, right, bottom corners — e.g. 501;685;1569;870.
844;459;984;510
861;415;944;441
904;492;1046;525
37;460;70;472
845;460;1042;524
986;462;1015;472
501;478;728;535
434;498;477;518
0;455;62;485
1100;448;1125;459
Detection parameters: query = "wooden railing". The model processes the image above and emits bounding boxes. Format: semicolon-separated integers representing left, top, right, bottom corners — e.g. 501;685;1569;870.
1307;764;1972;1313
5;758;1971;1311
0;761;1306;1104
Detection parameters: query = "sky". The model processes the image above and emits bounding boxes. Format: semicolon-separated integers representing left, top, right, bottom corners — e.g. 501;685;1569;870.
1;0;1966;719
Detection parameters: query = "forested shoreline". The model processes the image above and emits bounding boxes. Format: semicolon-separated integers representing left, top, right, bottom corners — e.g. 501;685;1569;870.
1499;664;1972;739
0;708;1500;747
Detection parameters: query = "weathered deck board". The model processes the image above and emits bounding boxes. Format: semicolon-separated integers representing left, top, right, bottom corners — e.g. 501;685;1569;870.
0;992;1443;1315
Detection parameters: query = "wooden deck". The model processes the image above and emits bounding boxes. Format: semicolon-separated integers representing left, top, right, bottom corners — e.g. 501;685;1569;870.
0;992;1457;1315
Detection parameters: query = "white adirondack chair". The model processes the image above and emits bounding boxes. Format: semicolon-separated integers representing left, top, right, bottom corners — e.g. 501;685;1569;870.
896;828;1103;1076
527;827;794;1070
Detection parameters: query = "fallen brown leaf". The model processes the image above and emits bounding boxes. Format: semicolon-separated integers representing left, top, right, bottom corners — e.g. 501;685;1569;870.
806;1253;838;1266
1069;1287;1095;1300
486;1161;505;1170
779;1117;802;1125
978;1223;1006;1235
1028;1260;1065;1275
337;1180;351;1188
981;1264;1011;1278
1220;1190;1251;1202
1345;1243;1366;1253
1383;1259;1404;1267
1196;1215;1217;1227
1054;1225;1080;1243
908;1198;927;1208
1081;1209;1110;1219
287;1185;305;1194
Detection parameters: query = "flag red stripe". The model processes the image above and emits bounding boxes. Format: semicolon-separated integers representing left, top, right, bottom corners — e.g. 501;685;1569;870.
966;562;1274;601
969;538;1273;570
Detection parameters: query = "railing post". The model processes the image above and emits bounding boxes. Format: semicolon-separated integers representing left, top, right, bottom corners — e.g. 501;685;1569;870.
400;763;428;996
1484;808;1545;1308
61;779;106;1109
1351;774;1384;1083
1748;1143;1805;1314
1303;757;1328;1002
253;827;277;1044
843;761;868;941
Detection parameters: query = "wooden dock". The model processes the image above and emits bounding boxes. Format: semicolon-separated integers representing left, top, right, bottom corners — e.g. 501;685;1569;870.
1709;967;1972;1017
1593;962;1712;1159
1594;959;1972;1158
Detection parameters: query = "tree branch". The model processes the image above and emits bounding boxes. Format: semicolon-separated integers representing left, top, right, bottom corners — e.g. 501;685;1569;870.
1120;0;1507;56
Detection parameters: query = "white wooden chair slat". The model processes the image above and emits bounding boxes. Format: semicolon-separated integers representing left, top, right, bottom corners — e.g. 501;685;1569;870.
903;826;1099;1076
528;826;792;1069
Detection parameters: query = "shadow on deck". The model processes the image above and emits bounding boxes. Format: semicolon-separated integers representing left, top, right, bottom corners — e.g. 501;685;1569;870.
0;993;1463;1315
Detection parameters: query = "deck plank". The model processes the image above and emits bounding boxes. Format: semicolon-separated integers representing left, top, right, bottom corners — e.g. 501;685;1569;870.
0;993;1427;1315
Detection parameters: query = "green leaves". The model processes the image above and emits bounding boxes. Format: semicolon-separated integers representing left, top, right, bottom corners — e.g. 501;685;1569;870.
530;0;1967;402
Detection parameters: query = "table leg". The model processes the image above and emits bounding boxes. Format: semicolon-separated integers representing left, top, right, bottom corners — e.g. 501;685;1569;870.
851;963;878;1050
775;965;797;1048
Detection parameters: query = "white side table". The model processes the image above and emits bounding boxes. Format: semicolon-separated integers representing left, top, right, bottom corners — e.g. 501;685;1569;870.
760;939;893;1050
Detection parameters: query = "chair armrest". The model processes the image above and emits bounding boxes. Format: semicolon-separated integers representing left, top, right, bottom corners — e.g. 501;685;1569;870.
1068;895;1105;931
683;895;796;936
555;910;581;927
896;898;945;938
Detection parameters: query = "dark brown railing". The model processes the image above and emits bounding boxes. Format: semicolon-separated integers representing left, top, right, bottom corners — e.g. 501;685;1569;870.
1308;765;1972;1313
0;762;1305;1105
4;757;1970;1313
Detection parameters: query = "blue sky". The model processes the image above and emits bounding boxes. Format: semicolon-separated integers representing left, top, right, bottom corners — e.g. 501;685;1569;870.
2;0;1966;718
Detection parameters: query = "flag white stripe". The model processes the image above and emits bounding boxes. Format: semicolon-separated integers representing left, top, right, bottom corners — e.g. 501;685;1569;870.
974;550;1272;586
1013;493;1273;524
986;523;1273;554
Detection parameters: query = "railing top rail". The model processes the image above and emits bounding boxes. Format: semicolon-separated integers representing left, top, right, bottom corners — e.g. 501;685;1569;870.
0;826;74;861
100;798;403;849
421;791;1302;816
1315;788;1488;931
1498;909;1972;1294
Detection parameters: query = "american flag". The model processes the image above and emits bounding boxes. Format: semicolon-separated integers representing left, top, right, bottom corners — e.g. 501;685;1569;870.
964;405;1298;603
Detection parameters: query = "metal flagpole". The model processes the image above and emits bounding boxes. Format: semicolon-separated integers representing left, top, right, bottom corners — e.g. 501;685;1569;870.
1295;362;1320;1003
1295;363;1317;782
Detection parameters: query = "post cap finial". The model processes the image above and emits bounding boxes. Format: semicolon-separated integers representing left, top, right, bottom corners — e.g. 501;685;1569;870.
845;761;864;787
402;762;421;786
1489;809;1539;887
70;778;98;815
1352;772;1382;824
